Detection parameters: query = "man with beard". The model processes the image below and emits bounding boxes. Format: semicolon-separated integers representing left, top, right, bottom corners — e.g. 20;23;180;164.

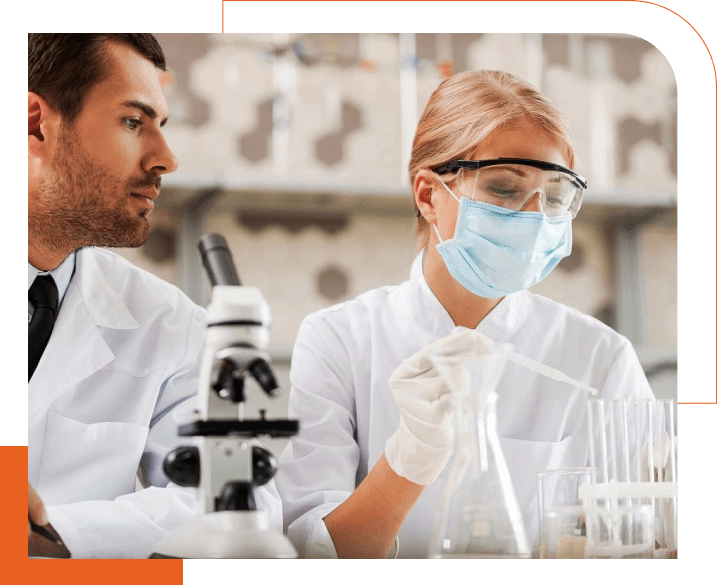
27;34;280;558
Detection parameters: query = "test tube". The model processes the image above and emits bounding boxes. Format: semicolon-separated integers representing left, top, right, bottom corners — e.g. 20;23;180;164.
656;399;677;555
587;399;608;486
607;401;618;485
660;399;676;482
632;400;642;483
615;400;631;485
646;401;656;483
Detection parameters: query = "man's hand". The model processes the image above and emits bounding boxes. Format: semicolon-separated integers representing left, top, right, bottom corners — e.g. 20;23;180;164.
28;483;71;558
28;483;47;537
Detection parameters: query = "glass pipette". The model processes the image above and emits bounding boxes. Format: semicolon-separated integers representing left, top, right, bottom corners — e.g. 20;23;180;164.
508;352;598;395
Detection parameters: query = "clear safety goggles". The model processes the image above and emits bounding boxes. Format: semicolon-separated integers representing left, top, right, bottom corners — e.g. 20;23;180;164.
432;158;588;219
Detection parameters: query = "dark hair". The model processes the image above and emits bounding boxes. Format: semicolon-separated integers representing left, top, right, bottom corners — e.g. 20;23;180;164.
28;33;167;123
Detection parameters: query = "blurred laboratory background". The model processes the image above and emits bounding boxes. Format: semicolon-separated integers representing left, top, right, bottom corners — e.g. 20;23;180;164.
112;33;677;420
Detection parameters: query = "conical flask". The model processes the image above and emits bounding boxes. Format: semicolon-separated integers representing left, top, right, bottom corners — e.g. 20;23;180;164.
428;342;531;558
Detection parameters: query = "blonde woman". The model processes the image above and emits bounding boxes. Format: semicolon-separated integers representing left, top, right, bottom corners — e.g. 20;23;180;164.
277;71;654;558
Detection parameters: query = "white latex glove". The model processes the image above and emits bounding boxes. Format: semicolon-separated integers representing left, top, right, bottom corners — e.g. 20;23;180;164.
384;327;494;485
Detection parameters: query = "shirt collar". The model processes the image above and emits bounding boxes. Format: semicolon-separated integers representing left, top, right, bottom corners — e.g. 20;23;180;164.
408;252;525;340
28;252;77;308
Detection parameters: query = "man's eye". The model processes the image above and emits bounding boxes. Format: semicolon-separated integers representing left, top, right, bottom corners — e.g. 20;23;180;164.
123;118;141;130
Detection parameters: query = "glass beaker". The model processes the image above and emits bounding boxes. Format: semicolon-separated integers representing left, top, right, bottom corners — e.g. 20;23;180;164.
536;467;592;558
428;342;531;559
542;505;587;559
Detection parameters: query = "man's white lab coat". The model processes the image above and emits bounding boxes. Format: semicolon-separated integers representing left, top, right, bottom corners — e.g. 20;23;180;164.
277;254;655;558
28;248;281;558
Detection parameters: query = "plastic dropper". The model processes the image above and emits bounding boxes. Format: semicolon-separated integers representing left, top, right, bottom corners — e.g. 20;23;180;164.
449;327;600;396
508;352;598;396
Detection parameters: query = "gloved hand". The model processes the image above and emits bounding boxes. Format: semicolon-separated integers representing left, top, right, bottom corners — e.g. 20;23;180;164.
384;327;494;485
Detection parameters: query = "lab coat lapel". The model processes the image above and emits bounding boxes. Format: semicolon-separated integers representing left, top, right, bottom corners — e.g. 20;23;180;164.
28;249;139;418
407;254;456;337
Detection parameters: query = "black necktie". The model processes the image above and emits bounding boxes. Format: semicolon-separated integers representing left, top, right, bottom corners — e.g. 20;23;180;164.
28;275;59;381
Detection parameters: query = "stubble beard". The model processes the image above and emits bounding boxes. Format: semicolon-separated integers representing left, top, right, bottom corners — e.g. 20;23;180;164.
29;127;152;256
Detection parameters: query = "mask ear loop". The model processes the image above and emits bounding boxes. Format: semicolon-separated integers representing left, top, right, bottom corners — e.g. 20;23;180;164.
433;179;461;243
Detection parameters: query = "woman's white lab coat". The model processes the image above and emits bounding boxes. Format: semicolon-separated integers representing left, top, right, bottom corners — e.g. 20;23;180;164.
277;254;655;558
28;248;281;558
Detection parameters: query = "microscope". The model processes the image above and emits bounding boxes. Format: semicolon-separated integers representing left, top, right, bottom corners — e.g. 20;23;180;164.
151;234;299;558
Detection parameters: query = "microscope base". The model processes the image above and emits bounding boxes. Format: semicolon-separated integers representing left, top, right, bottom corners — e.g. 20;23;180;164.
150;510;298;559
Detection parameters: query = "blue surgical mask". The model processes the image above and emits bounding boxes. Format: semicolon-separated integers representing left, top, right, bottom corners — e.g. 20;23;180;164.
434;182;572;298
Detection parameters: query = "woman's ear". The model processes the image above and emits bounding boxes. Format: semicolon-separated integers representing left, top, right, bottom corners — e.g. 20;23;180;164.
414;169;440;225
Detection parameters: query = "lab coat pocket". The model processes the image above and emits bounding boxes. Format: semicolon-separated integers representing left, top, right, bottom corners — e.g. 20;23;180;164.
38;411;149;505
499;435;574;547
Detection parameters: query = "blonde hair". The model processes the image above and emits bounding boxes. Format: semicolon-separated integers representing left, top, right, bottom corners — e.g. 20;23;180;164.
410;70;576;248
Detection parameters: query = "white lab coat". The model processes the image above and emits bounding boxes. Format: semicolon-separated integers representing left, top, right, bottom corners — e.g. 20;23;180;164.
28;248;281;558
277;254;655;558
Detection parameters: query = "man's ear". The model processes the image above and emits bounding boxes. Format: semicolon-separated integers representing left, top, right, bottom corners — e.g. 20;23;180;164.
414;169;440;225
28;92;59;161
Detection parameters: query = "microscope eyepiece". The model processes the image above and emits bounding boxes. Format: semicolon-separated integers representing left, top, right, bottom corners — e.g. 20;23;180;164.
248;358;282;398
199;234;241;287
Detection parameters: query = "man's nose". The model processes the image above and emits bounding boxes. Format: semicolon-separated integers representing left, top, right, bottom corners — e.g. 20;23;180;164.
142;133;179;176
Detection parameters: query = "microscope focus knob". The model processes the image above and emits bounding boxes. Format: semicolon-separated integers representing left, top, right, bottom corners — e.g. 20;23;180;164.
164;446;200;487
252;446;277;486
163;445;276;489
